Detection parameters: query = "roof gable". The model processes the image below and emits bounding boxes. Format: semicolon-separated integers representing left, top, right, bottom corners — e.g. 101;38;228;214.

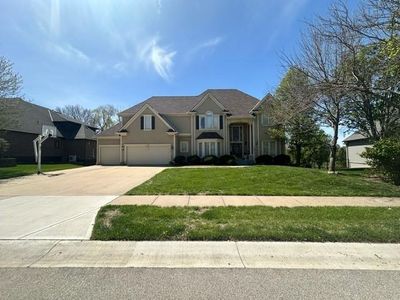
119;89;260;117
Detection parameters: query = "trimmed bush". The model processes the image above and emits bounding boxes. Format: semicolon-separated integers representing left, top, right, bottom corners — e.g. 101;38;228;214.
172;155;186;166
0;158;16;167
187;155;201;165
273;154;291;166
255;155;274;165
361;138;400;185
202;155;219;165
219;154;237;165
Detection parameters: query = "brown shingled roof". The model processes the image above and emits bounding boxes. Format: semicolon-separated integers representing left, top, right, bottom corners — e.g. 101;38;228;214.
120;89;260;116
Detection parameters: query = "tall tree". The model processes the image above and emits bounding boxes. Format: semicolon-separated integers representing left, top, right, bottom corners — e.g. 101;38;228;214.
317;0;400;140
0;57;22;156
92;105;119;131
271;68;320;166
286;25;348;173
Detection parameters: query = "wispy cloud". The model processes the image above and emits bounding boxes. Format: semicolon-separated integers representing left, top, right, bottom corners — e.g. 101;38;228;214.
46;41;90;63
185;36;223;61
139;38;177;81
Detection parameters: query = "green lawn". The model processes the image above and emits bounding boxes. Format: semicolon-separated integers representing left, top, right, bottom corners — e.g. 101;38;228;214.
127;166;400;197
0;163;83;180
92;205;400;242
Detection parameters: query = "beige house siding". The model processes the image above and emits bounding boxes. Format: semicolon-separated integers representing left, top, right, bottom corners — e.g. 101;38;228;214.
97;138;119;145
176;136;191;157
122;107;173;145
346;143;372;168
163;115;191;133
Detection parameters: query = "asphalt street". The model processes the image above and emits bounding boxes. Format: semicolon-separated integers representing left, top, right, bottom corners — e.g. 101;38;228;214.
1;268;399;300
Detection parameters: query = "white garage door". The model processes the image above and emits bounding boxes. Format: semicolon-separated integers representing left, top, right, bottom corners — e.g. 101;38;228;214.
99;145;120;165
347;145;371;168
126;144;171;165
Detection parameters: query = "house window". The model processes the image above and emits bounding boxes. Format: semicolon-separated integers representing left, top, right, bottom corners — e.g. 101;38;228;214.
199;111;219;129
197;140;219;157
262;114;272;126
180;141;189;153
262;140;277;156
230;126;242;142
143;115;152;130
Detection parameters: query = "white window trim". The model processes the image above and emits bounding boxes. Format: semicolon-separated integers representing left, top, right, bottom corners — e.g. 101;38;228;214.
261;114;272;127
198;111;220;130
262;140;278;156
197;139;220;157
180;141;189;153
143;114;152;131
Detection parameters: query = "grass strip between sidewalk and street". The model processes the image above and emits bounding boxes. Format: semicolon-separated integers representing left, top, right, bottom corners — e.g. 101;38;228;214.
91;205;400;243
126;166;400;197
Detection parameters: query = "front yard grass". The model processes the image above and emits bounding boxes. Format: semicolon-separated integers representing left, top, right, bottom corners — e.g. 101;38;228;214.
0;163;83;180
127;166;400;197
91;205;400;242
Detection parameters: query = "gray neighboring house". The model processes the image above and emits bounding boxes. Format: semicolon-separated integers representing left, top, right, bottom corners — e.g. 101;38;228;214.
0;98;97;163
343;132;373;168
97;89;285;165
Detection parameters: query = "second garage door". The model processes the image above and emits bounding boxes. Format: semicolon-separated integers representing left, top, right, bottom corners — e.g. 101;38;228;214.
99;145;120;165
126;144;171;165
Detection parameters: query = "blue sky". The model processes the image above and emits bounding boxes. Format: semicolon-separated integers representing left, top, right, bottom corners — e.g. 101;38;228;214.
0;0;360;141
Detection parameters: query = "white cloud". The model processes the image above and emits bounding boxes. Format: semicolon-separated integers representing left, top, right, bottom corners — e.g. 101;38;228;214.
139;38;177;81
46;42;90;63
185;36;223;61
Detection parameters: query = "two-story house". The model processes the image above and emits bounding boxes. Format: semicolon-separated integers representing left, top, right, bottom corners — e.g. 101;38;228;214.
96;89;284;165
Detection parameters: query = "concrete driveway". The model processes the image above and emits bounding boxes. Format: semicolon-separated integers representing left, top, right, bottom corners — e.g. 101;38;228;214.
0;165;165;196
0;166;165;239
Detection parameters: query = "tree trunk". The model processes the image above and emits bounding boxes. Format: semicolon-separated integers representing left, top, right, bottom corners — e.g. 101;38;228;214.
328;122;339;173
295;144;302;166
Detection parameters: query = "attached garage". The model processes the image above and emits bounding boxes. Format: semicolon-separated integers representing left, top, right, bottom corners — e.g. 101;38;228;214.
99;145;120;165
125;144;171;165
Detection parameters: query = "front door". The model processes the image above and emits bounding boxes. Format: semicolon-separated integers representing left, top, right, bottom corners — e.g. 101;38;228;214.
230;143;243;158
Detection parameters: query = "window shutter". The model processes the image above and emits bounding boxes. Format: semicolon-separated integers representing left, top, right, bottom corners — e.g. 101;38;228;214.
219;115;223;129
196;115;199;130
140;116;144;130
151;116;155;129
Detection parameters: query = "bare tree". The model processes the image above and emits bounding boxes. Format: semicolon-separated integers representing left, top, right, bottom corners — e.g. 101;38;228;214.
0;57;22;156
92;105;119;131
0;56;22;98
316;0;400;139
286;24;348;173
55;105;94;125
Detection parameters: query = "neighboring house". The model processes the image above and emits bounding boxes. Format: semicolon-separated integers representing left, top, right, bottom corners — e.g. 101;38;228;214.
0;98;97;163
97;89;285;165
343;132;373;168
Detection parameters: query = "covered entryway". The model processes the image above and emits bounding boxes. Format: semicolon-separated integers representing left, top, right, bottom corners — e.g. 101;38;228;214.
125;144;171;165
99;145;120;165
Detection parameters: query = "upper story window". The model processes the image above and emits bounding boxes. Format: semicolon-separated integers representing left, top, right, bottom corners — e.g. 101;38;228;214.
141;115;154;131
262;114;272;126
199;111;219;129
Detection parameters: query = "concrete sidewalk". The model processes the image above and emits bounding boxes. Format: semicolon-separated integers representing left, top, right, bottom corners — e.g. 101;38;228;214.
111;195;400;207
0;240;399;270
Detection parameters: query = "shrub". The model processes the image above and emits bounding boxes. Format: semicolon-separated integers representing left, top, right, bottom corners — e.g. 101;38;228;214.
255;155;274;165
202;155;219;165
361;138;400;185
187;155;201;165
172;155;186;166
219;154;237;165
273;154;291;165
